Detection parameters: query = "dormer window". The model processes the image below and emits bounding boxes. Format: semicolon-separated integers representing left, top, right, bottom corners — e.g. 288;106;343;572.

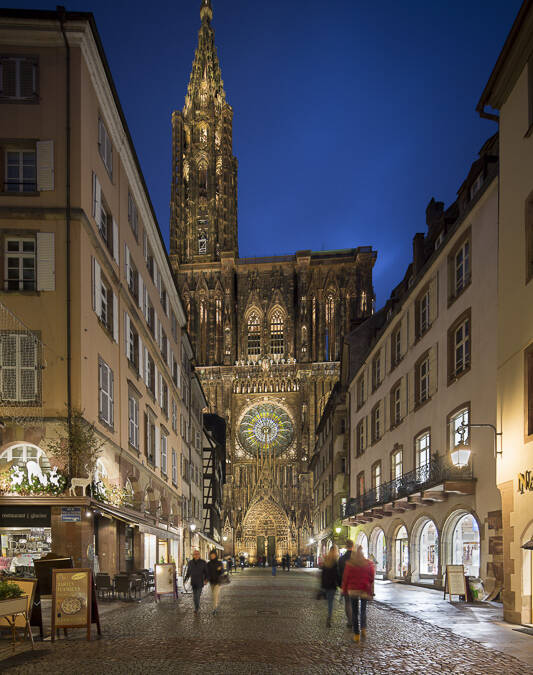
469;173;483;201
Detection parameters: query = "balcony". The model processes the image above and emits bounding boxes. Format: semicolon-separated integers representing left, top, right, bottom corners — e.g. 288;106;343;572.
342;456;474;523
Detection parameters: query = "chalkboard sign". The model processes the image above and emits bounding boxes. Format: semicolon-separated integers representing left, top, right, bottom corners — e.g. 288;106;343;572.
154;563;177;601
34;555;73;597
445;564;467;600
51;569;92;641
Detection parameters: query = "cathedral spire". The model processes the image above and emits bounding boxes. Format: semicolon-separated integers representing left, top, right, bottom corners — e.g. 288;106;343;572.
200;0;213;24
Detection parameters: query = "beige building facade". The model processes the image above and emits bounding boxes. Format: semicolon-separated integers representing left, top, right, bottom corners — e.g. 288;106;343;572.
0;9;203;577
477;0;533;624
342;138;502;591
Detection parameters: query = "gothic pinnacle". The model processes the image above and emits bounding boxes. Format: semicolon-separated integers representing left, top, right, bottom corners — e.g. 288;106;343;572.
200;0;213;24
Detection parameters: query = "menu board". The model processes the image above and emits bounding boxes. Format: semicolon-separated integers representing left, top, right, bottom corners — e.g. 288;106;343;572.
155;563;177;600
52;568;92;640
445;564;467;600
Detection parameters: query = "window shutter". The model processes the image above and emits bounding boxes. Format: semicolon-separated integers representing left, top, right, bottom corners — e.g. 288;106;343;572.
144;286;149;321
92;172;102;222
155;424;160;467
92;257;102;317
110;368;114;426
36;232;55;291
113;292;119;343
429;343;438;398
138;336;144;381
112;218;119;265
124;243;130;281
36;140;54;191
154;365;159;401
429;275;438;325
138;275;144;311
144;412;148;457
407;306;415;348
125;312;131;359
144;347;149;384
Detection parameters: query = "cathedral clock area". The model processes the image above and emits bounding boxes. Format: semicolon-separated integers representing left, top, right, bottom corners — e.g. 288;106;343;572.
169;0;377;563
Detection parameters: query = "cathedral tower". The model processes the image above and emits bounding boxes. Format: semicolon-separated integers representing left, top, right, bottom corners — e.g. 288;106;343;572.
170;0;238;264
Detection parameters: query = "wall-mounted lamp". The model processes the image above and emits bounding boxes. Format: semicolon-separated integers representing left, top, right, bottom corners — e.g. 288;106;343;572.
190;523;196;532
452;423;502;468
335;526;341;534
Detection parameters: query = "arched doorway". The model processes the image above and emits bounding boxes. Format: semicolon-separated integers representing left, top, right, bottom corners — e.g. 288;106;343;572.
355;531;369;558
419;519;439;578
394;525;409;578
369;527;386;575
452;513;480;576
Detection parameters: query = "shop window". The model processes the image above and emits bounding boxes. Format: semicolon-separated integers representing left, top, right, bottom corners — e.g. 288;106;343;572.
419;520;438;576
452;513;480;577
0;332;40;403
394;525;409;578
448;309;471;383
370;528;386;574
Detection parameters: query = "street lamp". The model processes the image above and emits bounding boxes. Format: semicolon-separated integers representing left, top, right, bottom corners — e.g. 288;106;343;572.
190;523;196;532
308;537;315;545
335;526;341;534
451;423;502;467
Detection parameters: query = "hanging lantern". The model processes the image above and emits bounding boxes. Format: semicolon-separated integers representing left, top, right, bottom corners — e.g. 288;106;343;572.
450;441;471;468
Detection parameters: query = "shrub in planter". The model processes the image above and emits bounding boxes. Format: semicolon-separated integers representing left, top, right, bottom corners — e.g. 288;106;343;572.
0;580;23;601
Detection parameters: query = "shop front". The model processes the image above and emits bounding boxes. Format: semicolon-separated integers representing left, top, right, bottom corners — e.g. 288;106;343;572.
0;505;52;573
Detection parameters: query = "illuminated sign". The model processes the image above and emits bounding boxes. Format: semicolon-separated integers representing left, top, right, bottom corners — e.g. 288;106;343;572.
518;471;533;494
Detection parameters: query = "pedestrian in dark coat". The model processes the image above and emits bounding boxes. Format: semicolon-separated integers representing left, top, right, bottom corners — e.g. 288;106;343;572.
184;549;208;613
206;550;224;614
321;546;340;627
338;539;354;627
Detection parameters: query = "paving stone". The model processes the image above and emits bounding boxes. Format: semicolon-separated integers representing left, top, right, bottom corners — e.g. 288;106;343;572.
0;569;532;674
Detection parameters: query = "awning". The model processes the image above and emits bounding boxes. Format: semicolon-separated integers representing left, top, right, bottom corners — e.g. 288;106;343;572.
90;500;180;540
198;531;224;550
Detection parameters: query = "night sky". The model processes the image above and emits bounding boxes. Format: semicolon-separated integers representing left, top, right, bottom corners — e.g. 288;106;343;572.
12;0;520;304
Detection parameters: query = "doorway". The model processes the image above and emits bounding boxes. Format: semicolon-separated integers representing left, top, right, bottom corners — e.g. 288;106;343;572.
267;535;276;564
257;536;265;562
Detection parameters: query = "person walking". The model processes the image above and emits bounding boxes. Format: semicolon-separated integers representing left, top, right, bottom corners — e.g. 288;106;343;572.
321;545;340;627
206;549;224;615
271;557;277;576
338;539;354;627
341;545;375;643
184;549;208;614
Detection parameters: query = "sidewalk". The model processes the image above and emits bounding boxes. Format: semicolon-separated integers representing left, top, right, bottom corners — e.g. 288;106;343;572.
374;579;533;666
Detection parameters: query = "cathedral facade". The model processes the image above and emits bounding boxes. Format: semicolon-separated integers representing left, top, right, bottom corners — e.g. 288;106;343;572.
170;0;376;562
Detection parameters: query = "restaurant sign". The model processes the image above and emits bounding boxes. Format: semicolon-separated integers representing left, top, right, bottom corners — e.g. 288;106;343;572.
518;471;533;494
0;505;51;527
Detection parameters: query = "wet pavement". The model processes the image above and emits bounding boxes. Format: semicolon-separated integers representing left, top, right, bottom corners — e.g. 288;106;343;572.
1;568;532;674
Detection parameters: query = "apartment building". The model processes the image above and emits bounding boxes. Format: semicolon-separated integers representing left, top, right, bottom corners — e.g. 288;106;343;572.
309;383;349;559
342;136;502;591
477;0;533;624
0;8;196;575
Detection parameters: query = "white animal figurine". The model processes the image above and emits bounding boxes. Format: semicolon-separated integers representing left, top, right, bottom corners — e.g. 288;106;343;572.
69;475;92;496
11;466;24;486
48;467;61;488
26;460;48;486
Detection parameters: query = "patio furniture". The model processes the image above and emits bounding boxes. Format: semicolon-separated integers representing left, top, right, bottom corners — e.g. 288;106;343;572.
129;574;143;598
95;573;114;600
114;574;134;600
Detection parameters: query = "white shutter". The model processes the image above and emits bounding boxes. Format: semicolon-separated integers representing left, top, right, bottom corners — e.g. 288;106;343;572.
113;292;119;343
92;172;102;222
125;312;131;359
112;218;119;265
429;274;438;325
36;140;54;191
144;347;149;384
429;343;438;398
144;286;149;321
36;232;55;291
138;336;144;381
92;257;102;317
155;424;160;467
124;243;130;281
154;365;159;401
138;275;144;311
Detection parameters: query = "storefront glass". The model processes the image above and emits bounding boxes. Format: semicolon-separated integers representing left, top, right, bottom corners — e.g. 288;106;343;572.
419;520;438;576
355;531;368;558
369;528;386;573
0;527;51;572
394;525;409;578
452;514;480;576
144;533;157;570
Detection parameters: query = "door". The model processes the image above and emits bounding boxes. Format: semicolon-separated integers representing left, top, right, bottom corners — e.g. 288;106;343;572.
268;536;276;565
257;536;265;561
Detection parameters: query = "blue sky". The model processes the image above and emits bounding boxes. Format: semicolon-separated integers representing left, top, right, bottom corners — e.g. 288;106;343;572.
13;0;520;304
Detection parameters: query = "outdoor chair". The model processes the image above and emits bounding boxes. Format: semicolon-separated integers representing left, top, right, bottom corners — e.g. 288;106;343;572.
129;574;143;598
114;574;134;600
95;573;115;600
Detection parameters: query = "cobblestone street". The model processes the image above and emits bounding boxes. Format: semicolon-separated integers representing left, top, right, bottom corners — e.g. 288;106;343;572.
1;569;532;675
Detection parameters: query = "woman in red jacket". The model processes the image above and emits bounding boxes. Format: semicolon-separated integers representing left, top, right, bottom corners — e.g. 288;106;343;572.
341;545;375;642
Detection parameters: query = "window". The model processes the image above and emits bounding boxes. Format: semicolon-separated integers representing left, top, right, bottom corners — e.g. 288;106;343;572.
171;310;178;342
99;274;114;334
527;346;533;437
449;234;471;301
161;432;168;475
145;410;156;464
145;239;155;281
159;375;168;417
449;407;469;452
325;293;335;361
270;310;284;355
127;257;138;301
98;117;113;177
126;317;139;371
98;359;114;427
357;375;365;409
172;449;177;485
415;353;430;405
415;288;430;338
0;56;38;101
128;393;139;449
247;311;261;356
391;447;403;480
145;351;155;397
5;149;36;192
160;329;168;363
172;399;178;433
415;431;431;479
390;381;402;427
391;325;401;368
448;310;471;383
372;352;381;391
0;444;50;471
92;258;117;342
146;295;155;336
371;461;381;499
128;190;138;238
371;403;381;443
357;471;365;497
4;237;35;290
356;419;365;456
0;332;39;403
469;173;484;201
160;284;168;316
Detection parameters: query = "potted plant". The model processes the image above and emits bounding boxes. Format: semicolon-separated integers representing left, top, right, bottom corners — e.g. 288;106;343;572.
0;580;27;617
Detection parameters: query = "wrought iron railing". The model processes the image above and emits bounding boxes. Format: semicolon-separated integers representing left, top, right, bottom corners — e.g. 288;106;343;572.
342;456;473;519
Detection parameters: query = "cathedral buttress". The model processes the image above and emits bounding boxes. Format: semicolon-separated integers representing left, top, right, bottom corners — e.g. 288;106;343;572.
170;0;238;264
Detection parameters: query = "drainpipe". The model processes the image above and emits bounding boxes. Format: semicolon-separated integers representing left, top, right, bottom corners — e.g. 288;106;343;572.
58;6;72;474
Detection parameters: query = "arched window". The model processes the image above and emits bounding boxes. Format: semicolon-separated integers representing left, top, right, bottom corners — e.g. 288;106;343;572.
198;165;208;196
247;312;261;356
0;444;50;471
419;520;438;576
199;298;208;363
325;293;335;361
452;513;480;576
394;525;409;578
198;230;207;255
270;310;284;355
215;297;223;363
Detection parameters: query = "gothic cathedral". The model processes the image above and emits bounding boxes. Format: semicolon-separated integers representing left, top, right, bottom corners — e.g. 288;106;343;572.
170;0;376;562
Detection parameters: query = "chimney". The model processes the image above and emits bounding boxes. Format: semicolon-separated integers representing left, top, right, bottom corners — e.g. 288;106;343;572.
412;233;425;276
